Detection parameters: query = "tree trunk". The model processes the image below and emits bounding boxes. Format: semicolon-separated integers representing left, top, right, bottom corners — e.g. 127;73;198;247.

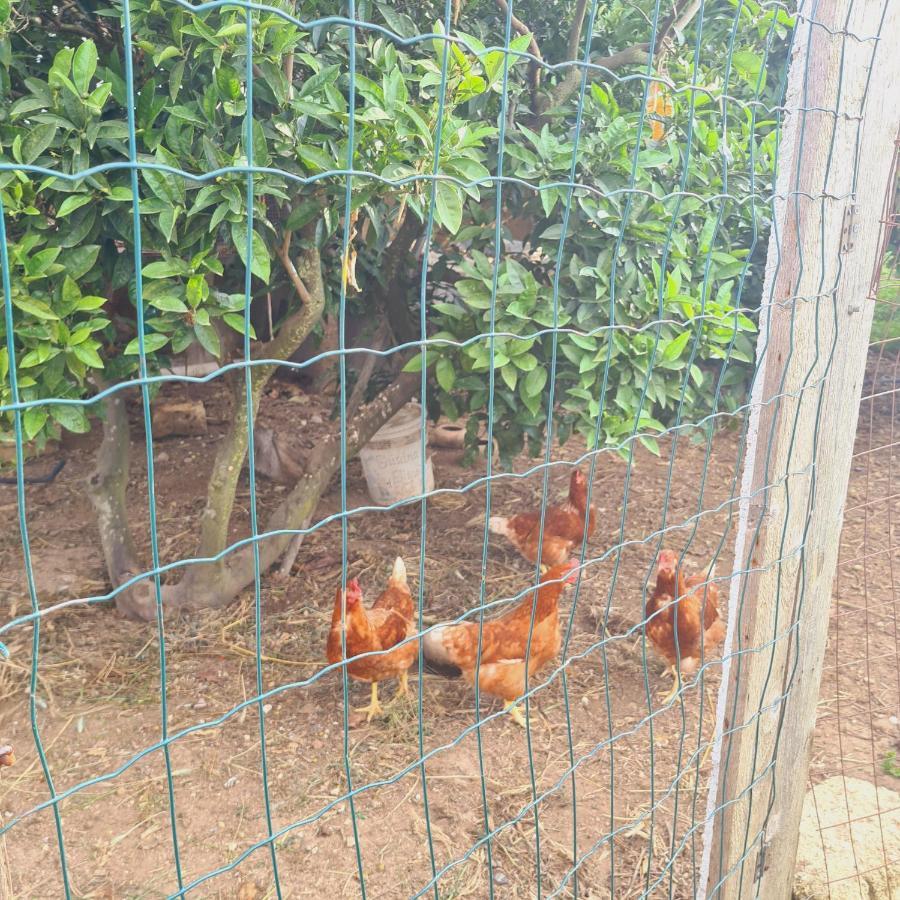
195;243;326;563
86;393;157;621
167;370;419;612
85;223;421;619
195;375;254;562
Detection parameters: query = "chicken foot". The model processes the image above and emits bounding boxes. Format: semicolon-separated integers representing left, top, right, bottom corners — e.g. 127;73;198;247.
504;701;527;728
659;665;682;705
356;682;385;722
389;671;412;703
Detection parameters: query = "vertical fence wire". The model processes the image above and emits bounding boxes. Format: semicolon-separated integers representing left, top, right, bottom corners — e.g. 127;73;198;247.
0;0;892;897
808;133;900;899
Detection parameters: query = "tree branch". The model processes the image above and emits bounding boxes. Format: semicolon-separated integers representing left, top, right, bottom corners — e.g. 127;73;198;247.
169;370;420;612
197;237;326;561
494;0;542;98
534;44;651;119
276;230;313;307
372;212;421;344
254;237;326;367
86;392;156;621
566;0;589;62
346;321;391;419
532;0;704;123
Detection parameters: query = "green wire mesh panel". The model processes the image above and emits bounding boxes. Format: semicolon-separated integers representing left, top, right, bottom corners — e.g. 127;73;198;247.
0;0;892;897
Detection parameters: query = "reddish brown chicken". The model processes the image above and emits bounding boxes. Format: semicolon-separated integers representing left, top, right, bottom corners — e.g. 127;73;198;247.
646;549;726;703
489;469;596;571
326;557;417;721
423;561;579;726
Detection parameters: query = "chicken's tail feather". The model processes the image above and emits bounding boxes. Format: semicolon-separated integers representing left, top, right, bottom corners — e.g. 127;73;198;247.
488;515;511;537
390;556;407;586
423;657;463;678
423;626;462;679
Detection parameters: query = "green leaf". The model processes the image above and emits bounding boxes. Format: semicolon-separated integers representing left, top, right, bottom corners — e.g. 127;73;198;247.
60;244;101;280
23;407;49;441
72;41;98;95
186;275;209;307
250;119;270;166
378;3;417;38
26;247;61;277
107;186;134;202
149;296;189;313
500;364;518;391
124;332;169;355
216;21;247;39
512;353;538;372
222;313;257;338
298;144;335;173
12;296;59;320
639;435;661;456
22;124;57;164
435;181;463;234
76;296;107;311
167;104;206;126
71;343;104;368
435;357;456;392
230;222;271;282
153;45;181;67
142;259;190;278
401;353;424;373
193;322;221;358
661;330;691;362
731;50;764;86
157;207;177;243
169;59;186;101
523;365;548;399
284;200;321;232
50;404;90;433
56;194;92;218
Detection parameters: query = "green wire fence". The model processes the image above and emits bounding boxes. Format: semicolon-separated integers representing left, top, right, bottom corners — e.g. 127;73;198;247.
0;0;896;896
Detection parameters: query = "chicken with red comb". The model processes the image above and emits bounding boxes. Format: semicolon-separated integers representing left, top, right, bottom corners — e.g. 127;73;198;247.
645;550;726;704
487;469;597;573
326;557;417;721
423;561;579;727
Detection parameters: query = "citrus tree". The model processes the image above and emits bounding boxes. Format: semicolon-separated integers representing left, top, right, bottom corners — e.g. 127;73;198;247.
0;0;790;617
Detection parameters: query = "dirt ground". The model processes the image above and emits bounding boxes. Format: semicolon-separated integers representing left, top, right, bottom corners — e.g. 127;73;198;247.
0;351;897;899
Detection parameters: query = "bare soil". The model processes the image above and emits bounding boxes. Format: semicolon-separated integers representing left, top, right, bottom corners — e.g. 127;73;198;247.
0;352;897;899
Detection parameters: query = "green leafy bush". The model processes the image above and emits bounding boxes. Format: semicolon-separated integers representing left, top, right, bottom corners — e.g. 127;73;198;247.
1;0;789;464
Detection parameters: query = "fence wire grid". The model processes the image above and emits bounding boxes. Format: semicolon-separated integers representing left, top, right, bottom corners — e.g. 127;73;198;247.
804;141;900;900
0;0;895;897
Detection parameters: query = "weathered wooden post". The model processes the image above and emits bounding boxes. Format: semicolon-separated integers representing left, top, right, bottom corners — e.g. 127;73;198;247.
700;0;900;897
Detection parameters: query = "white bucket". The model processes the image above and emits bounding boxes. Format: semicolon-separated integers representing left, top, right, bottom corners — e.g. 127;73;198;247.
359;404;435;505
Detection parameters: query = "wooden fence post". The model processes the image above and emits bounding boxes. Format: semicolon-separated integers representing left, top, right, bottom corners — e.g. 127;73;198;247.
699;1;900;897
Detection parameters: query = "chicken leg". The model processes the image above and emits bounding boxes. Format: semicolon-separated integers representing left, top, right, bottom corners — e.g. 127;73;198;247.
356;682;384;722
504;701;527;728
659;665;681;705
393;671;411;702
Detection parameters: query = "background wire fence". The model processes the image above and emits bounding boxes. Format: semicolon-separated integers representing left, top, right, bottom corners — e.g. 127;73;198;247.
804;140;900;900
0;0;895;897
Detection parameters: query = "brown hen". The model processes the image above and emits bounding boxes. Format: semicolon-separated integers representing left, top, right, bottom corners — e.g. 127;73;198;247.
423;561;578;726
326;557;417;721
488;469;596;571
646;549;726;704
